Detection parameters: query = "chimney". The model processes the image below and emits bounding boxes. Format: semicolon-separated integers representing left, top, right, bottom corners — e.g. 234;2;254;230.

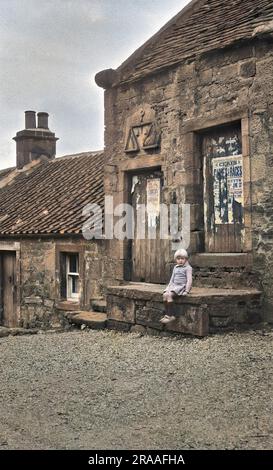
37;112;49;129
13;111;58;169
25;110;36;129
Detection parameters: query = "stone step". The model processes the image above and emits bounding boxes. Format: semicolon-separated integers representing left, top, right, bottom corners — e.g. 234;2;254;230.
91;300;107;313
106;283;263;337
66;311;107;330
108;283;262;303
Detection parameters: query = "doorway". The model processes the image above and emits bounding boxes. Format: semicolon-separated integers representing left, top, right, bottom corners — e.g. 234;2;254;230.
130;169;169;283
0;251;18;327
202;123;244;252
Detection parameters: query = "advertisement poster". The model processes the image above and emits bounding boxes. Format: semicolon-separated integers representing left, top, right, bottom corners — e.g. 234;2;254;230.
146;178;161;228
213;155;243;224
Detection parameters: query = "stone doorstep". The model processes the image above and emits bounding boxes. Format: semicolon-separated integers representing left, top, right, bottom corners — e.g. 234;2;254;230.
107;284;262;304
66;311;107;330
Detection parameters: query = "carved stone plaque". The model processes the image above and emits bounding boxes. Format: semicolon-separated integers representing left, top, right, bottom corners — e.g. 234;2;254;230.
125;122;160;153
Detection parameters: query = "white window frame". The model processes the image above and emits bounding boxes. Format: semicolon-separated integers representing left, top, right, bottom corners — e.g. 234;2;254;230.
66;253;80;301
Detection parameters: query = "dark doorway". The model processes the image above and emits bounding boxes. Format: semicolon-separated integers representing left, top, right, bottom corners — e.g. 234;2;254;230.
0;251;18;327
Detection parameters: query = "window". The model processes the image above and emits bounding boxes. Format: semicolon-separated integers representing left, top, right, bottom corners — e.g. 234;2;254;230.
60;252;80;301
66;254;79;300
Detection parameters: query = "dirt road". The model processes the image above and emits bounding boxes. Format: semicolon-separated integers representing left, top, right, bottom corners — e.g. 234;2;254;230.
0;328;272;449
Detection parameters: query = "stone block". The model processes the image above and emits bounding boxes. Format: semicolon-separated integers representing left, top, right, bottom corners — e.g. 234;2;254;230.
210;316;233;328
24;297;43;305
165;305;209;337
0;327;10;338
215;63;239;82
107;295;135;323
240;60;256;78
146;301;165;313
199;68;213;85
233;307;248;324
136;305;164;329
106;319;131;332
177;62;195;81
44;299;54;308
246;309;263;324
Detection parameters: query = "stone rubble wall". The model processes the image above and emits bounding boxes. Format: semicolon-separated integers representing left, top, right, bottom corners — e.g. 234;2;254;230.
103;38;273;320
6;237;108;329
106;287;262;337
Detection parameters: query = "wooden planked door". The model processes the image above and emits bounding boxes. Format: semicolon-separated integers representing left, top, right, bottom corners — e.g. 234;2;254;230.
203;124;244;252
0;252;17;327
130;170;169;283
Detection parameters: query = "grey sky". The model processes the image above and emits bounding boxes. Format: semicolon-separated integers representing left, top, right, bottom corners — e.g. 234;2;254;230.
0;0;189;169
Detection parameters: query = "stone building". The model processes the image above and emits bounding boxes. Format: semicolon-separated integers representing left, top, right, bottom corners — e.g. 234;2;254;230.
0;111;107;329
95;0;273;335
1;0;273;336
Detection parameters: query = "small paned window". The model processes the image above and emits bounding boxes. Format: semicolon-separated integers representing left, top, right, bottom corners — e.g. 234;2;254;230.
60;252;80;301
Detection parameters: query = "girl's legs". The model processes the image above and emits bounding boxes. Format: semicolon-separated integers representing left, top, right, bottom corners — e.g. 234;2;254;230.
161;291;176;323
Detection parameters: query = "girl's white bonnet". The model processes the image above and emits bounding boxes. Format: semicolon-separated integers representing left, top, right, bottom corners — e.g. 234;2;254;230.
174;249;188;260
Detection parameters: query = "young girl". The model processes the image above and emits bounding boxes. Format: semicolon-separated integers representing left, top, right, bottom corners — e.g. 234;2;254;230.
160;249;192;324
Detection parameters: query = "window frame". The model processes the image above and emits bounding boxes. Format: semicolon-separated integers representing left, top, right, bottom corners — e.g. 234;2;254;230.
57;245;84;305
66;253;80;301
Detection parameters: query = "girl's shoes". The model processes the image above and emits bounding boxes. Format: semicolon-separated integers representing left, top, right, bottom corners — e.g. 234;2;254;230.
159;315;176;324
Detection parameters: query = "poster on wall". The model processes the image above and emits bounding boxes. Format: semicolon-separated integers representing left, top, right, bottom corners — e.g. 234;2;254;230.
146;178;160;228
213;155;243;224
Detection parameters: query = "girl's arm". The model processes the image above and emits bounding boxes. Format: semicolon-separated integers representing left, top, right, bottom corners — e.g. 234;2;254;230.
164;266;175;291
185;265;193;293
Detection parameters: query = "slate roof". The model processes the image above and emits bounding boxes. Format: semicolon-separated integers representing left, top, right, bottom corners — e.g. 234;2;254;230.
0;167;15;181
0;151;105;235
117;0;273;84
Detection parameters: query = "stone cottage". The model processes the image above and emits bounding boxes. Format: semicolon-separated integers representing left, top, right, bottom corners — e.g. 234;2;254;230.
1;0;273;336
0;111;107;329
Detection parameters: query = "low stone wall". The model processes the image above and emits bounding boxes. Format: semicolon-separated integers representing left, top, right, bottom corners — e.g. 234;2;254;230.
106;284;263;337
191;254;261;289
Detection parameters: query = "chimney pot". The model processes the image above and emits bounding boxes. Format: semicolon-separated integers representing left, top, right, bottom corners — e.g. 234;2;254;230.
25;110;36;129
37;112;49;129
14;111;58;169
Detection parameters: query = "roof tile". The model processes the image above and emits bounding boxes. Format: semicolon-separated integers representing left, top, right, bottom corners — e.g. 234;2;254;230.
117;0;273;84
0;151;105;235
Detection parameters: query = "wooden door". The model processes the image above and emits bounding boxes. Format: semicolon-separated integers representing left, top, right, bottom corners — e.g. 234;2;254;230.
130;170;169;283
0;252;17;327
203;124;244;252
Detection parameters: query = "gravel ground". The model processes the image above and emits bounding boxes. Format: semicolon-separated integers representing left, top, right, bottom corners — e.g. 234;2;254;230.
0;328;273;450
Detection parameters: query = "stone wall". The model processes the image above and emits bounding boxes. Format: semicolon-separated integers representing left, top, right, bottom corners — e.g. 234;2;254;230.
103;37;273;320
1;237;106;329
106;285;262;337
20;239;56;328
